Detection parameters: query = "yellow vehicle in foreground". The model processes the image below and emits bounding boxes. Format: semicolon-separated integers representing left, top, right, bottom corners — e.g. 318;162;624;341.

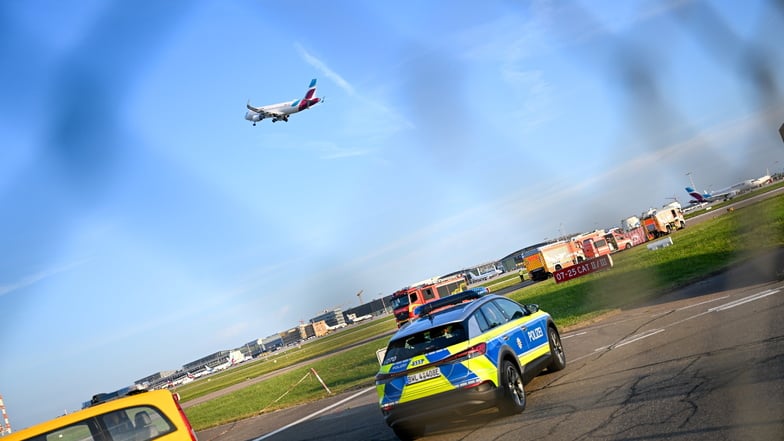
6;387;198;441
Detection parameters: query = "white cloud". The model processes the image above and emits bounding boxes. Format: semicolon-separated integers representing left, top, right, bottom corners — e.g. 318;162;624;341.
0;259;89;297
295;43;356;96
294;43;414;149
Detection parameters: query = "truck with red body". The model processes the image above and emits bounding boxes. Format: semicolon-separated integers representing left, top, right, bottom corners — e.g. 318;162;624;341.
579;226;648;258
575;230;614;259
523;240;585;281
607;225;647;249
390;275;466;327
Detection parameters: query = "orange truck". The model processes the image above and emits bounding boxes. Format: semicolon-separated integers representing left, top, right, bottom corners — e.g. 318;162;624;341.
523;240;585;281
641;202;686;240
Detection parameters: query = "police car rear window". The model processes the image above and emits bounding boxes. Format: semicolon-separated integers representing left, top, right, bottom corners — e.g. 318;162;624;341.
383;323;467;363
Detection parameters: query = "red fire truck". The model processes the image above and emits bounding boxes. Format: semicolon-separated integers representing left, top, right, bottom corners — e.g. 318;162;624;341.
575;230;614;259
390;275;466;327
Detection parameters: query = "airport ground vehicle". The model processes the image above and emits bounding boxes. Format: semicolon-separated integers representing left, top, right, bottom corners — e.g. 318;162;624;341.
375;292;566;440
605;230;633;250
579;227;647;258
6;387;198;441
523;240;585;281
607;225;647;248
390;275;465;328
641;202;686;240
575;230;615;259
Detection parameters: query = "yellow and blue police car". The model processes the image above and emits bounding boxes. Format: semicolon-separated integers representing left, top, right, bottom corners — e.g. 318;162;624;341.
375;291;566;440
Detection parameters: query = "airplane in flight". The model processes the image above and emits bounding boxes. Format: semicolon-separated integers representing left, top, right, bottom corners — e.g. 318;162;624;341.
245;79;322;125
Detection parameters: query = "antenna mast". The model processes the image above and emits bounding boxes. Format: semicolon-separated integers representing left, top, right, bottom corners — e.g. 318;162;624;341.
0;393;11;436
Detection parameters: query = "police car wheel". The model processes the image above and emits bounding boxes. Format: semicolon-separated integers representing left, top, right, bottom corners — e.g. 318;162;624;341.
392;422;424;440
498;359;526;415
547;326;566;372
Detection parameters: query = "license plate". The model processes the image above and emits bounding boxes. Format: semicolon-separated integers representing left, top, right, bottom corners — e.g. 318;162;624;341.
407;367;440;384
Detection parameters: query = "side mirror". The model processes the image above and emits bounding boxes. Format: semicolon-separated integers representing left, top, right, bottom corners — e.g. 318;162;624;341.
525;304;539;314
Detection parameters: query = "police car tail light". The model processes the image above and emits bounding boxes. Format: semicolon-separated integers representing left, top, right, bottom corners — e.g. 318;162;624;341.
444;342;487;363
381;400;400;412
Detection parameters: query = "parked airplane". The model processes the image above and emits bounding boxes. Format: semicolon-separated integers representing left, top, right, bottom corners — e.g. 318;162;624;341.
686;184;741;203
751;170;772;187
686;170;773;203
245;79;322;125
347;313;373;324
466;268;502;283
212;357;235;371
191;365;213;378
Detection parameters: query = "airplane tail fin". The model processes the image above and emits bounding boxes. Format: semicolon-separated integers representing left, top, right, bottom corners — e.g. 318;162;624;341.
685;187;703;201
296;78;321;111
303;78;317;100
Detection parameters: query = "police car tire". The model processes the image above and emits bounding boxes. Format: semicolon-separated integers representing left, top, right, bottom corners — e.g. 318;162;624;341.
547;326;566;372
498;359;526;415
392;423;424;440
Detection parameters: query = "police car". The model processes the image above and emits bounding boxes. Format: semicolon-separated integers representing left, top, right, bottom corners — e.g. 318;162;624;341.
375;291;566;440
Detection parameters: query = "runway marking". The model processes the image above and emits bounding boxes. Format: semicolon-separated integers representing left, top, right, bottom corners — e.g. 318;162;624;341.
252;386;376;441
675;295;730;311
613;329;665;349
566;288;781;362
667;310;711;328
570;351;602;363
587;329;665;355
708;289;780;312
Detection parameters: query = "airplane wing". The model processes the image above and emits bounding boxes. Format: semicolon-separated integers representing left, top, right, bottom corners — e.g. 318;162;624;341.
246;102;283;118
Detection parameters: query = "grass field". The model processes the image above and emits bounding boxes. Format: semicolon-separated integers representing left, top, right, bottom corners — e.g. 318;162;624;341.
175;317;397;403
183;192;784;431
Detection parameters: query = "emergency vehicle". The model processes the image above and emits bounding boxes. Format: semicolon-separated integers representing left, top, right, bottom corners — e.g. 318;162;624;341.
523;241;585;281
390;275;466;328
376;291;565;440
575;230;614;259
641;202;686;240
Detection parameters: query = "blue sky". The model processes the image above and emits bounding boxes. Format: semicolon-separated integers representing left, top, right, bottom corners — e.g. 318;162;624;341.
2;0;783;429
